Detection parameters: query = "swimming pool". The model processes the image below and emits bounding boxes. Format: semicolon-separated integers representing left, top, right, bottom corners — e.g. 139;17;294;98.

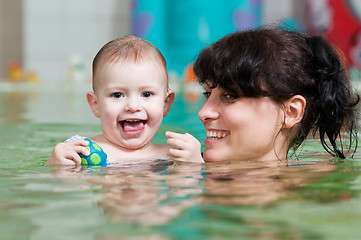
0;84;361;239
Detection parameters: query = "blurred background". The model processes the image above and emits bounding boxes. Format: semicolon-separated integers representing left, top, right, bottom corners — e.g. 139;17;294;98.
1;0;361;123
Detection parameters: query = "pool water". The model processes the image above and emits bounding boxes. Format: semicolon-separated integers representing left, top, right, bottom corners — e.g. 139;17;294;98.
0;86;361;240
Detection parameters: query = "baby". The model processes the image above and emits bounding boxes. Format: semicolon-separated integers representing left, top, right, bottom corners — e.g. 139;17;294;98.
46;36;175;165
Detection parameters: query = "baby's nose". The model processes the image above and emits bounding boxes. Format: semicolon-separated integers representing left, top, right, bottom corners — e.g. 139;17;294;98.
124;98;141;112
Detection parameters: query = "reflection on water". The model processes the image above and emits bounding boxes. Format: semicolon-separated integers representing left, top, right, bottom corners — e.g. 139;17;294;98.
201;161;337;205
48;159;337;226
12;158;357;240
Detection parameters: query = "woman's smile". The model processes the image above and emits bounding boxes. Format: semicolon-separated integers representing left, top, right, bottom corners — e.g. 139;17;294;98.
205;129;230;139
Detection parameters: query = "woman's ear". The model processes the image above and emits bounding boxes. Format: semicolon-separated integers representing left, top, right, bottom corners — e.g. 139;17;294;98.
87;91;100;118
283;95;306;128
163;90;175;117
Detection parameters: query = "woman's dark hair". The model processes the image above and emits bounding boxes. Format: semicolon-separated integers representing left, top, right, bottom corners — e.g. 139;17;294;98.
193;27;360;159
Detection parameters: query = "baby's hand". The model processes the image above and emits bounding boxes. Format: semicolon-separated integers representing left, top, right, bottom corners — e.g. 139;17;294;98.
45;139;90;166
166;131;204;163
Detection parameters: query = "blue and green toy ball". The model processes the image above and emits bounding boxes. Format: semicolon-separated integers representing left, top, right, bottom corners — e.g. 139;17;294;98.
79;138;107;166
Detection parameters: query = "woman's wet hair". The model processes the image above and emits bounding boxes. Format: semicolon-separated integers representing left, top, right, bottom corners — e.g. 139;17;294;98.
193;27;360;159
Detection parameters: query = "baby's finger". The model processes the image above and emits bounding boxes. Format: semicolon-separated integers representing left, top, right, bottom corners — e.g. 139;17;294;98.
71;139;89;147
74;145;90;156
66;151;82;165
167;138;188;150
169;148;186;159
169;148;203;163
165;131;187;139
60;158;79;166
167;132;198;143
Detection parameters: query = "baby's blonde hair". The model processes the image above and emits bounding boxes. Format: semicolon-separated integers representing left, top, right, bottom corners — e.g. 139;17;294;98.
92;36;167;91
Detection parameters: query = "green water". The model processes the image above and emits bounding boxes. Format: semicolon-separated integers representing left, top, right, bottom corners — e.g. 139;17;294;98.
0;89;361;240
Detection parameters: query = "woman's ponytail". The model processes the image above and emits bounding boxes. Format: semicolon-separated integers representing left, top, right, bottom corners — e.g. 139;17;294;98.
306;36;359;158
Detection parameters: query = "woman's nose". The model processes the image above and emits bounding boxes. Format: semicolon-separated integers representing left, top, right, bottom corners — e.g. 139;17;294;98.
198;96;219;122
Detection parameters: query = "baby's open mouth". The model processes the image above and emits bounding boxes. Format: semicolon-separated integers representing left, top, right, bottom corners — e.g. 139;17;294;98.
121;120;147;134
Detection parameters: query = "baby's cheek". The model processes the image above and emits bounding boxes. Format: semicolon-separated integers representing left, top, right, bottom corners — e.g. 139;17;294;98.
148;109;164;125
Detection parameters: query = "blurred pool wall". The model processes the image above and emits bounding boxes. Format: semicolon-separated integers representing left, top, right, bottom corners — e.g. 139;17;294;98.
131;0;263;82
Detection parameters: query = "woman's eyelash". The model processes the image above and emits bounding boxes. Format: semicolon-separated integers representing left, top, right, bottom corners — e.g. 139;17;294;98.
202;91;211;98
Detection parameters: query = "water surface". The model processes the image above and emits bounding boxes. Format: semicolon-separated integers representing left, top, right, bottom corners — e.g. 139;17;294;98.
0;87;360;240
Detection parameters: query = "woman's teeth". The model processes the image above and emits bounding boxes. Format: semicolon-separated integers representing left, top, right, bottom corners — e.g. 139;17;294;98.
207;131;227;138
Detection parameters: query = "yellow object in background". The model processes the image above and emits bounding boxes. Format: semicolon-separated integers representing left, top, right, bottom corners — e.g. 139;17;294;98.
8;61;24;82
25;71;39;83
7;61;39;83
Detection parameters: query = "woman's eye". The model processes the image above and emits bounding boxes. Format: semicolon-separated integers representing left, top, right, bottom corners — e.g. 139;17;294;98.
112;92;123;98
142;92;153;98
223;93;238;101
202;91;211;99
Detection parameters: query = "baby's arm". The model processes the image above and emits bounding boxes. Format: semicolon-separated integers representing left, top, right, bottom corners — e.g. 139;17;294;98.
45;139;90;166
165;131;204;163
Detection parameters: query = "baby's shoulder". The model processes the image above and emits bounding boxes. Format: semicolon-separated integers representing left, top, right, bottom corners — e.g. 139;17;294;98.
150;143;169;159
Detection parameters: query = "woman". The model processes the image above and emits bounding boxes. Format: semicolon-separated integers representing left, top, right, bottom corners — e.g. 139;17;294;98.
166;27;359;163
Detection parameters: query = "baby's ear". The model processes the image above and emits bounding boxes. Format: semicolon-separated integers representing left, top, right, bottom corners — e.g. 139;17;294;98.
283;95;306;128
87;91;100;118
163;90;175;117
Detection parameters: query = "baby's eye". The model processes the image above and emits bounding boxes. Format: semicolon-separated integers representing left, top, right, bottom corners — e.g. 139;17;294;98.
142;91;153;98
112;92;123;98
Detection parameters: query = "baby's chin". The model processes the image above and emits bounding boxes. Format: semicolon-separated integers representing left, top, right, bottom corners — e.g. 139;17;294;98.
116;137;154;151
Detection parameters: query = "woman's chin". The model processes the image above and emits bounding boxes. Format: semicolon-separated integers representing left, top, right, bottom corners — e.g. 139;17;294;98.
202;151;225;162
